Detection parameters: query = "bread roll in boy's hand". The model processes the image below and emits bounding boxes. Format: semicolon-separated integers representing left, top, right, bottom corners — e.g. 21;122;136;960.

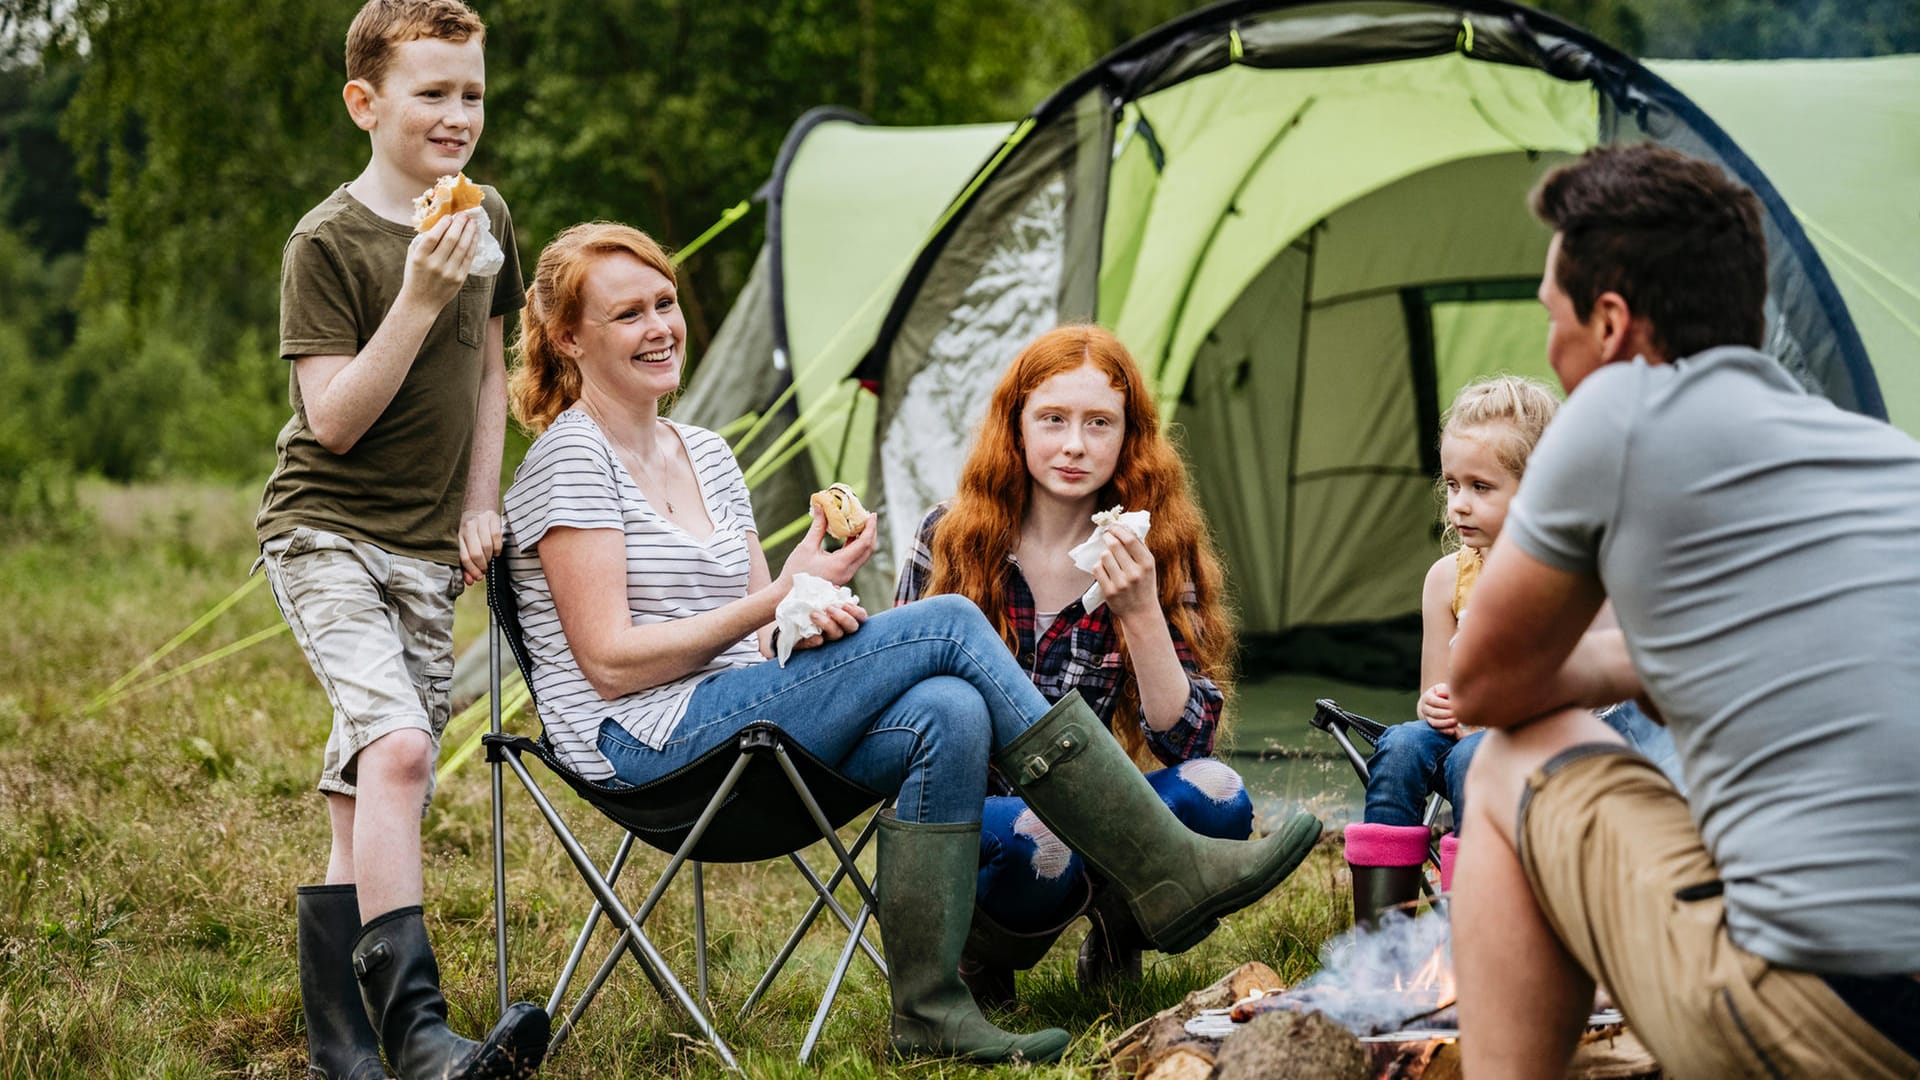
810;483;870;541
411;173;484;232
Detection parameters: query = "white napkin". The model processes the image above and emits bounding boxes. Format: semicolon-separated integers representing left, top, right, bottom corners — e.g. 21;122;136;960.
773;573;858;666
1067;506;1151;612
458;205;505;278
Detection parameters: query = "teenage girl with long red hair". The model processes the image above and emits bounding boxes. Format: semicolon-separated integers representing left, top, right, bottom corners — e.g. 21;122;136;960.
895;324;1301;1004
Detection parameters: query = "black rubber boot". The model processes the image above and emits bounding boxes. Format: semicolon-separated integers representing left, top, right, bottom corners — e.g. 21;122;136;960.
1351;863;1426;930
1074;893;1143;993
957;878;1088;1010
351;907;549;1080
877;812;1073;1063
297;885;388;1080
1344;822;1431;930
997;692;1324;954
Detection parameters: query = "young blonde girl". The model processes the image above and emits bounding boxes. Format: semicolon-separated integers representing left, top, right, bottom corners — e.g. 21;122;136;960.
1344;375;1558;923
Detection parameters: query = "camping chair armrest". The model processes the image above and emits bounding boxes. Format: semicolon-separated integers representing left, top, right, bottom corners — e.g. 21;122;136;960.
1311;698;1392;743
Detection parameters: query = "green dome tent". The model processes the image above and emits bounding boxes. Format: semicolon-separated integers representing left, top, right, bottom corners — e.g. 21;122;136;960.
679;1;1920;683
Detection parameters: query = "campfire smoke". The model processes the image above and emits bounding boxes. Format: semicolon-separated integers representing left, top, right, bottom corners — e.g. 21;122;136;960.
1246;909;1457;1036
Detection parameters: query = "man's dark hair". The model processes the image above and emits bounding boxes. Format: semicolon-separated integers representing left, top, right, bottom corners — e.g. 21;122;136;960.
1531;144;1767;360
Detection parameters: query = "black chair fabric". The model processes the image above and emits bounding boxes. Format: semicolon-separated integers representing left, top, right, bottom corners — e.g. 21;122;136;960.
483;559;882;863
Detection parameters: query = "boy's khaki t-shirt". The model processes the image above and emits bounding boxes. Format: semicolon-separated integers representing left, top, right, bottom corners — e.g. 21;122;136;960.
257;184;525;565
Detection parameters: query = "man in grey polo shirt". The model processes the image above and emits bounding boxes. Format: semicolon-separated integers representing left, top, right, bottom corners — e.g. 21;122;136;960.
1447;144;1920;1079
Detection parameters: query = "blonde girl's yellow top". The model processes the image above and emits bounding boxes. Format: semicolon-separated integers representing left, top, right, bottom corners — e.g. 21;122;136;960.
1453;545;1483;619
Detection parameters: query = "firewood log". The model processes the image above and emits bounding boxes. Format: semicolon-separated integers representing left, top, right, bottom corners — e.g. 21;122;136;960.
1103;960;1284;1074
1213;1009;1369;1080
1138;1041;1217;1080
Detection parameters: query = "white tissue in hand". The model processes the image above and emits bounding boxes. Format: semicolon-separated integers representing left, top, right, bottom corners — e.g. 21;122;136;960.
459;205;506;278
774;573;858;666
1067;506;1151;612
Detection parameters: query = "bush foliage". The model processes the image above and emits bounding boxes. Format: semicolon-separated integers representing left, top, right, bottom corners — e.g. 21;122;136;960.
0;0;1914;517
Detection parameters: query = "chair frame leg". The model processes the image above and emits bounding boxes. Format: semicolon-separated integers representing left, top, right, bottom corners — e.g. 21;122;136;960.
546;833;656;1021
501;738;886;1068
801;891;873;1063
693;861;708;1016
498;751;741;1072
738;807;888;1019
562;748;885;1049
489;625;510;1018
1324;718;1444;895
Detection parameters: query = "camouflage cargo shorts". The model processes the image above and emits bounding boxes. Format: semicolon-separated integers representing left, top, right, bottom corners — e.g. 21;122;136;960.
259;526;464;805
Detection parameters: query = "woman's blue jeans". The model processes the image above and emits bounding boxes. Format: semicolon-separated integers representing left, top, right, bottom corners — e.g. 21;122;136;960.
596;595;1052;825
977;758;1255;933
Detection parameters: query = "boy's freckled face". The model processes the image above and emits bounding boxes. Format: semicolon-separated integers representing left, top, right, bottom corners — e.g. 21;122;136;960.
363;37;487;187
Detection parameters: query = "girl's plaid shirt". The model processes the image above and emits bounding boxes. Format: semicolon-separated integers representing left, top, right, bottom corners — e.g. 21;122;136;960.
894;503;1222;769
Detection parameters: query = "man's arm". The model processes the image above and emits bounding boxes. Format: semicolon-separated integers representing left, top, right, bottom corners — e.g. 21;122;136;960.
1449;536;1636;730
456;313;508;583
296;213;480;453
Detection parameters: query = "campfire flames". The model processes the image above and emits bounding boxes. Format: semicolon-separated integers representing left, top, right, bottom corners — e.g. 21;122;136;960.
1214;912;1462;1037
1396;941;1451;1000
1226;939;1458;1037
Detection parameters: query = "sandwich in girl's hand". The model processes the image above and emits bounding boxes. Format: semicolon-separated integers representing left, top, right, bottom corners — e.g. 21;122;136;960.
1070;506;1152;611
810;483;870;541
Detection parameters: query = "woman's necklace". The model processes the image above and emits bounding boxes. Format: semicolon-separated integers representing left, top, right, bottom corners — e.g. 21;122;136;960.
583;402;674;514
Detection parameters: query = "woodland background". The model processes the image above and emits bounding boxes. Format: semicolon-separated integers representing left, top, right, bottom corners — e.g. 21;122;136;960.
1;0;1917;529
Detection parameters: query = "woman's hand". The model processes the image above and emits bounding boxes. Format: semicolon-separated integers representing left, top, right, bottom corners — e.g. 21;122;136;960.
777;504;877;589
1419;682;1459;735
789;601;868;652
1095;524;1160;620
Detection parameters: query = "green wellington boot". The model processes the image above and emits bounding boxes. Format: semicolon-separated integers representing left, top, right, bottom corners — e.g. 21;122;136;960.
998;692;1323;955
876;811;1073;1064
1074;896;1143;993
957;878;1088;1010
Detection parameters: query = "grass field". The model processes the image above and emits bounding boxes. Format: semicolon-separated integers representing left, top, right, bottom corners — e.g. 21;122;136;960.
0;481;1354;1078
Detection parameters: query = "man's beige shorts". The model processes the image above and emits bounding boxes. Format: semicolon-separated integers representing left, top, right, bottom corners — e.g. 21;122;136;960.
1518;746;1917;1079
261;527;463;804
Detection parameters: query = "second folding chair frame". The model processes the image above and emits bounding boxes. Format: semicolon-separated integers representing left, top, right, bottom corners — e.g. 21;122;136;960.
1310;697;1446;889
485;628;889;1071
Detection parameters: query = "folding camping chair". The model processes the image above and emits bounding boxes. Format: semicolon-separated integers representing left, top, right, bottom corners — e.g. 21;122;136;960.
1310;698;1446;881
480;558;891;1069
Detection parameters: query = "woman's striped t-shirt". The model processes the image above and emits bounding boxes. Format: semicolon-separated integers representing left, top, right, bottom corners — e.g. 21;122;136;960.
503;409;762;780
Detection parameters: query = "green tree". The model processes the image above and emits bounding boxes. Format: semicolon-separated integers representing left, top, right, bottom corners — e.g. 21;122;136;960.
13;0;1920;493
487;0;1095;352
